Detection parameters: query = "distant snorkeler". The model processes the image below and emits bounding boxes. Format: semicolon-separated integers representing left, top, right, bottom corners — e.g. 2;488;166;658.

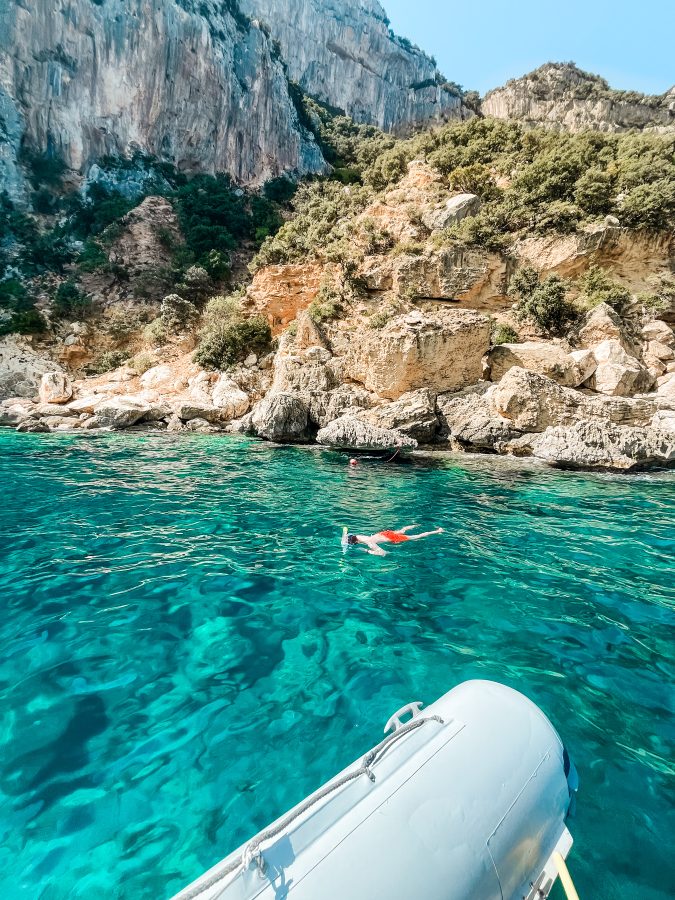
341;525;443;556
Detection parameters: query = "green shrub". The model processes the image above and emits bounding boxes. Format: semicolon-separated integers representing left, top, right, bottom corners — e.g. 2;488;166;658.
575;266;632;312
0;278;46;335
144;318;169;347
368;310;390;329
53;280;92;319
194;316;271;370
573;168;614;215
77;239;109;273
511;267;578;336
160;294;199;330
619;178;675;230
128;352;156;375
176;265;211;302
447;163;499;200
492;323;520;345
104;306;149;341
86;350;130;375
22;150;67;189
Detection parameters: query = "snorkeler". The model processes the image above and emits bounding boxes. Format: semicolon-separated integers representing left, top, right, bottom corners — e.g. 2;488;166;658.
342;525;443;556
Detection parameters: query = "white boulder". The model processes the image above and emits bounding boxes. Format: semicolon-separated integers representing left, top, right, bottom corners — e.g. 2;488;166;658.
317;415;417;452
589;340;653;397
94;396;151;428
211;376;250;420
39;372;73;404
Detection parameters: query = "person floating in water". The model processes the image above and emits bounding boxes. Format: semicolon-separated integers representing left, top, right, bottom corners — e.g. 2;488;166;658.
342;525;443;556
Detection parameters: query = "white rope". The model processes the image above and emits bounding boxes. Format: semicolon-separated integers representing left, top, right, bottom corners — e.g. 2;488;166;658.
177;714;444;900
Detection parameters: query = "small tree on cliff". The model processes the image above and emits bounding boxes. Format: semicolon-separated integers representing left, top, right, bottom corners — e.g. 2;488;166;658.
510;267;578;336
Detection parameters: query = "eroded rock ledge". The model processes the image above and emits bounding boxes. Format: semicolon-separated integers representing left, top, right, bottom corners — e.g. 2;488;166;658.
2;303;675;471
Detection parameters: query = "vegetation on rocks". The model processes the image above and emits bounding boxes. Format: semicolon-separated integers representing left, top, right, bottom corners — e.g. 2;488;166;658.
510;268;578;336
253;110;675;269
193;293;272;370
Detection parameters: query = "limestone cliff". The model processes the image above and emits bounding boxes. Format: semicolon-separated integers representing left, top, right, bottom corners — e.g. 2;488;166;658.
0;0;469;201
482;63;675;133
0;0;329;200
240;0;470;132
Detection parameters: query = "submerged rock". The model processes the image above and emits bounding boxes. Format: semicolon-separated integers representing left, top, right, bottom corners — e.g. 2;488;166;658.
317;415;417;452
15;418;50;433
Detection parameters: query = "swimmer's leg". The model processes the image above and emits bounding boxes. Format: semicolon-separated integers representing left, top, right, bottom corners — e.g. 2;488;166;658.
407;528;444;540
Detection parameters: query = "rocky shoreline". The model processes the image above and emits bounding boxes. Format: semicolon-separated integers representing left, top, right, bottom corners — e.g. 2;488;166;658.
3;296;674;472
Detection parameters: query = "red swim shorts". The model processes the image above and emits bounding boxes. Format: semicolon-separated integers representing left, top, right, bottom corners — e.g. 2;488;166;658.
378;530;409;543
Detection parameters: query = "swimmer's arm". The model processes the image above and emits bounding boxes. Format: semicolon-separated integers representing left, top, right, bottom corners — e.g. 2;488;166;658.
360;538;387;556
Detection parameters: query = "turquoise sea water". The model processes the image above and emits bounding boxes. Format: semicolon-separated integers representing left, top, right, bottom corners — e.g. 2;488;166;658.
0;431;673;900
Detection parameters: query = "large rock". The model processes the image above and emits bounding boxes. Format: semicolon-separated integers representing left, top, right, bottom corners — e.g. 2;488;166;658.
488;342;588;387
271;347;339;393
642;320;675;346
512;422;675;471
360;247;504;303
39;372;73;404
437;384;519;449
94;396;151;428
357;389;439;443
316;415;417;452
211;376;250;420
588;340;654;397
491;367;655;432
16;419;50;434
0;337;61;400
251;392;311;442
173;400;222;423
578;303;629;350
421;193;480;232
295;311;328;350
344;309;491;400
306;385;373;429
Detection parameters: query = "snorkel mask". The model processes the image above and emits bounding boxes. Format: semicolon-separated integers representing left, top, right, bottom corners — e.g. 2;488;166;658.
341;527;357;552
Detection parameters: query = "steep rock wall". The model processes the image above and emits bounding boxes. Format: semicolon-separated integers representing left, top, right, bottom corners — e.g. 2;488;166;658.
240;0;471;132
0;0;325;199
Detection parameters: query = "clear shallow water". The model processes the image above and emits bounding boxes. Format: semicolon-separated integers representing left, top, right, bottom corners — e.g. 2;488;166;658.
0;432;673;900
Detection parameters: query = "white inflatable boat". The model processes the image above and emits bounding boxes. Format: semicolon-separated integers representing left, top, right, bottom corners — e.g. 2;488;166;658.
173;680;579;900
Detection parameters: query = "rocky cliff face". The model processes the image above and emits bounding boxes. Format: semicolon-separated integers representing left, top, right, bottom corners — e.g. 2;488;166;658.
0;0;469;201
482;63;675;133
240;0;470;132
0;0;325;200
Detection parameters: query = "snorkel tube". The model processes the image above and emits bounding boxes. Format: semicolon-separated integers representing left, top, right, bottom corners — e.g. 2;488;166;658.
341;526;349;553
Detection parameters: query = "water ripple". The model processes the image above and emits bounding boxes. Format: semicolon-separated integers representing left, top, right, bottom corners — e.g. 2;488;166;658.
0;431;673;898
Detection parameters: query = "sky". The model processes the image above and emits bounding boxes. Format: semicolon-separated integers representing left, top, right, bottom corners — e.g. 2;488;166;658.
383;0;675;96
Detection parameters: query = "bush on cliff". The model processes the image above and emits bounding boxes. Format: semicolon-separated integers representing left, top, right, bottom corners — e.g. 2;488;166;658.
575;266;632;312
193;292;271;370
510;267;578;336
